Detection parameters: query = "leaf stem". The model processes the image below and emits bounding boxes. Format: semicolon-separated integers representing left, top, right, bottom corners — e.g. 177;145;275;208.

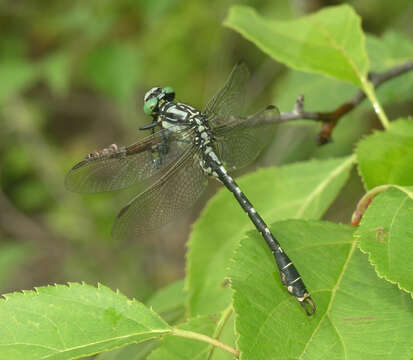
351;185;391;225
360;77;390;129
171;327;240;358
351;184;413;225
206;305;234;360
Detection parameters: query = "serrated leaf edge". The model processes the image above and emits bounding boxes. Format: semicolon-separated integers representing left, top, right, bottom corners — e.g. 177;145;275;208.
355;118;413;190
354;186;413;298
0;282;172;359
2;282;169;322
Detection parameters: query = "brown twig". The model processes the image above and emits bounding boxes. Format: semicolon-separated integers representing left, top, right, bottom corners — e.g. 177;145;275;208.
276;59;413;144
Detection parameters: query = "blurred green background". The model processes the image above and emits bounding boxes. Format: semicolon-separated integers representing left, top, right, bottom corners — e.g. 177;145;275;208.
0;0;412;303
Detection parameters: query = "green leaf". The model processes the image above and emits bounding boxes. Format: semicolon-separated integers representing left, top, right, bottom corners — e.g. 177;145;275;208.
224;4;369;86
356;118;413;190
376;69;413;106
366;31;413;105
186;156;354;316
275;71;357;113
147;316;218;360
366;31;413;72
96;280;187;360
0;283;170;360
356;186;413;296
95;341;158;360
146;280;186;323
231;220;413;359
212;310;236;360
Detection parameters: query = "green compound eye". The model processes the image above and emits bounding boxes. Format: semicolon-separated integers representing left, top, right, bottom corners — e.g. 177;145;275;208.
143;97;158;115
162;86;174;94
162;87;175;101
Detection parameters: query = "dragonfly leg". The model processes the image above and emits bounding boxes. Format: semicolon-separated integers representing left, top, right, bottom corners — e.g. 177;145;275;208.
86;144;126;160
147;133;170;169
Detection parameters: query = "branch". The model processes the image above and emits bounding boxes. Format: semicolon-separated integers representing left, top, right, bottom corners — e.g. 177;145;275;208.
277;59;413;145
171;328;240;358
206;305;234;360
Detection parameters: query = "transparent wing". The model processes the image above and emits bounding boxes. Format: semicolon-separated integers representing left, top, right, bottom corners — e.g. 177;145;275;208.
112;148;207;240
204;62;250;127
214;106;279;172
65;128;193;193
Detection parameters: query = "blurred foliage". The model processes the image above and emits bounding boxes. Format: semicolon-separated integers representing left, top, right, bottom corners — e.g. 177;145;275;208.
0;0;412;312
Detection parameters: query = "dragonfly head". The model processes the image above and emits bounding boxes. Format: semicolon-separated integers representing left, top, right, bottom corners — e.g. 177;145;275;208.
143;87;175;115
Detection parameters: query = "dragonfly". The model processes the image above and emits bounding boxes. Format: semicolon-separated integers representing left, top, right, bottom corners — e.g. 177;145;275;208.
65;62;315;315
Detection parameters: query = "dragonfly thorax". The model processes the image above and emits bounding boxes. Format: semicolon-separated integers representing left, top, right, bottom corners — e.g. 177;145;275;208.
158;102;208;135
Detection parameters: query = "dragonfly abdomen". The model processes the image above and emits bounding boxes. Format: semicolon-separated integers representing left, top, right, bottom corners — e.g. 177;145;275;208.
206;156;315;315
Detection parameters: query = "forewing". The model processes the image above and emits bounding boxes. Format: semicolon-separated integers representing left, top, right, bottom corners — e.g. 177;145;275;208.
204;62;250;127
112;148;207;240
65;129;193;193
214;106;279;172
